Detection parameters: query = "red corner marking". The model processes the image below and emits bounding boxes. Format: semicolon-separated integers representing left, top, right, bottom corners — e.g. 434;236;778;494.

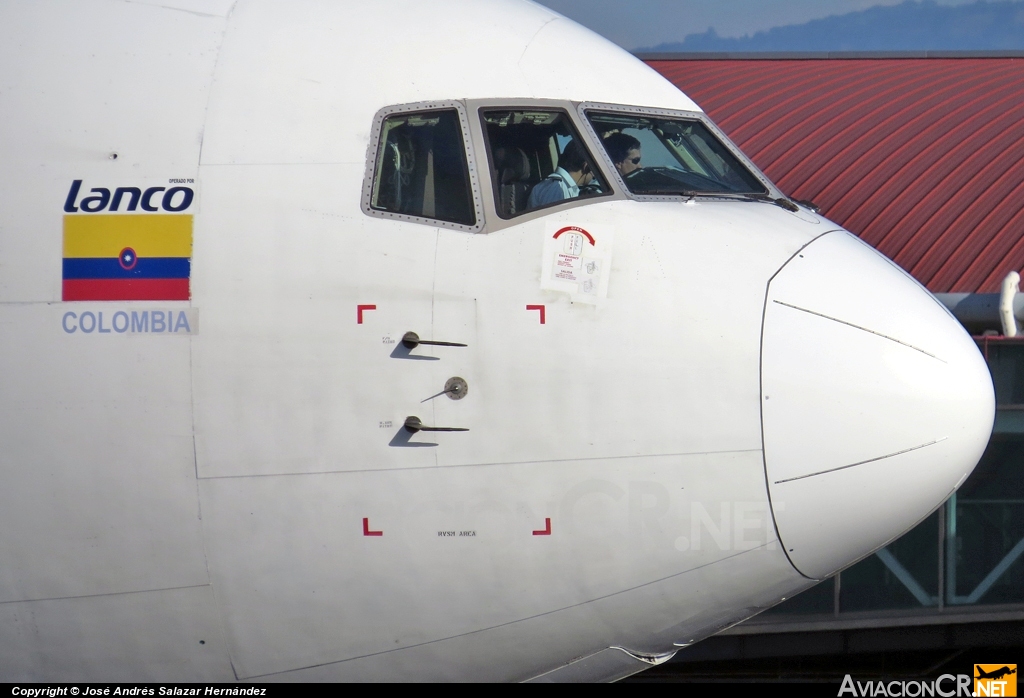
363;517;383;536
533;517;552;536
357;304;377;324
526;304;546;324
552;225;595;246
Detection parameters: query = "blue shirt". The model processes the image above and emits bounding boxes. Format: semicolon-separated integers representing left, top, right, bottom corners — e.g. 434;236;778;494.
527;167;580;209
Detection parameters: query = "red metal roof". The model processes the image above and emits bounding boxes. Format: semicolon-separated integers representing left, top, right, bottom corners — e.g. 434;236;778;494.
647;58;1024;293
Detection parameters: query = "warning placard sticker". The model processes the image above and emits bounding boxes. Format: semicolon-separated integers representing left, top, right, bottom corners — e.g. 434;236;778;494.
540;224;612;303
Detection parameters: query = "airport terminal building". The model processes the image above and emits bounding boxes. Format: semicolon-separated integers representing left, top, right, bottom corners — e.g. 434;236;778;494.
641;52;1024;679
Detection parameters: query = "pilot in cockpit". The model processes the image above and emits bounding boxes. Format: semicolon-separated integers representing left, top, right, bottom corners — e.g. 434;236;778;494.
526;139;596;210
602;132;643;179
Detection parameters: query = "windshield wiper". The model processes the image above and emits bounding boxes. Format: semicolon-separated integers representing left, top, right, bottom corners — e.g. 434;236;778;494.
637;189;803;211
638;189;763;201
743;192;810;211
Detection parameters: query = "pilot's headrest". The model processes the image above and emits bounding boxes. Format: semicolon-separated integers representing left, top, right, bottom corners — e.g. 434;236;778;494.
496;147;530;184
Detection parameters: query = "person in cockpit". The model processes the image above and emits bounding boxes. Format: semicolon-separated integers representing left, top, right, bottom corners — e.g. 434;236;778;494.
602;132;643;179
526;139;595;209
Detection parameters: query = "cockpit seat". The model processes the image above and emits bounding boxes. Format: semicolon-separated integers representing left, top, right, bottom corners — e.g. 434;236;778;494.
495;146;532;217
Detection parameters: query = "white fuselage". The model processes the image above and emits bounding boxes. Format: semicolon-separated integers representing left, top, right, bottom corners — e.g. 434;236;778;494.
0;0;994;682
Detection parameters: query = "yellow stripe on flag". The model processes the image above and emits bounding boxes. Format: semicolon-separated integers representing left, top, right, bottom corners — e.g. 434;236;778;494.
63;215;192;258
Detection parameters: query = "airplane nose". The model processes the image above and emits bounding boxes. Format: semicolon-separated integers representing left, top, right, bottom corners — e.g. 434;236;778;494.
761;231;995;580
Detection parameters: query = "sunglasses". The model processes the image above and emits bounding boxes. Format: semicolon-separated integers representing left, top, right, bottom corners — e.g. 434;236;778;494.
627;157;641;165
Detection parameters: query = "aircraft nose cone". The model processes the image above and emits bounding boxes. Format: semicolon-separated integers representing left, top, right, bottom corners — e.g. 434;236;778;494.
761;231;994;579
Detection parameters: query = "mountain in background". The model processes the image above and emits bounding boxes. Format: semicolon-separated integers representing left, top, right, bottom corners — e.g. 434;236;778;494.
637;0;1024;52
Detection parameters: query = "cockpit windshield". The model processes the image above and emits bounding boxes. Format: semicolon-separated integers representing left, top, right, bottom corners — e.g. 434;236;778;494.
586;111;768;198
481;109;608;218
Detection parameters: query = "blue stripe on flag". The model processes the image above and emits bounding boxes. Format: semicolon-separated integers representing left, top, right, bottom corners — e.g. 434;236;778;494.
62;257;191;280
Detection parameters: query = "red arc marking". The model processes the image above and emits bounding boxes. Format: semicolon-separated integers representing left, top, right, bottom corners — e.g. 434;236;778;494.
552;225;595;246
526;305;546;324
533;517;552;536
357;304;376;324
363;518;383;536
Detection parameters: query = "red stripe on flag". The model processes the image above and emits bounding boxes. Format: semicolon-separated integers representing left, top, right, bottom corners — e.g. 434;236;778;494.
62;278;190;301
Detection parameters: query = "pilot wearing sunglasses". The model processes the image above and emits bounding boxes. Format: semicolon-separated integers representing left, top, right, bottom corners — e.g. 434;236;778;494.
602;132;643;178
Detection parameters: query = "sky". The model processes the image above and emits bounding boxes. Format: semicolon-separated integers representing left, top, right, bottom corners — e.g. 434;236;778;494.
531;0;1010;51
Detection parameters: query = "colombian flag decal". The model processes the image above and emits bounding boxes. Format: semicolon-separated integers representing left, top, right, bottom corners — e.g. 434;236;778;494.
62;214;192;301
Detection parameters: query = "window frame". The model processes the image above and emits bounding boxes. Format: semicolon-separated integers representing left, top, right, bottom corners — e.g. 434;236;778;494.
361;100;485;233
577;102;786;203
477;106;614;220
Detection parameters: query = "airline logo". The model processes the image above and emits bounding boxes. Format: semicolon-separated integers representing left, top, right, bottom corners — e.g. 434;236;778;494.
975;665;1017;697
61;180;193;301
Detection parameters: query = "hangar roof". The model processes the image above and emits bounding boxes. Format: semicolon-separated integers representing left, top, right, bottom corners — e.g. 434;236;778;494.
644;54;1024;293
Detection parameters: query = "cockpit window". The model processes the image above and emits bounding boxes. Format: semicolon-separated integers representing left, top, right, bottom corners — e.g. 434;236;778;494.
481;109;609;218
370;109;476;226
586;111;768;198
